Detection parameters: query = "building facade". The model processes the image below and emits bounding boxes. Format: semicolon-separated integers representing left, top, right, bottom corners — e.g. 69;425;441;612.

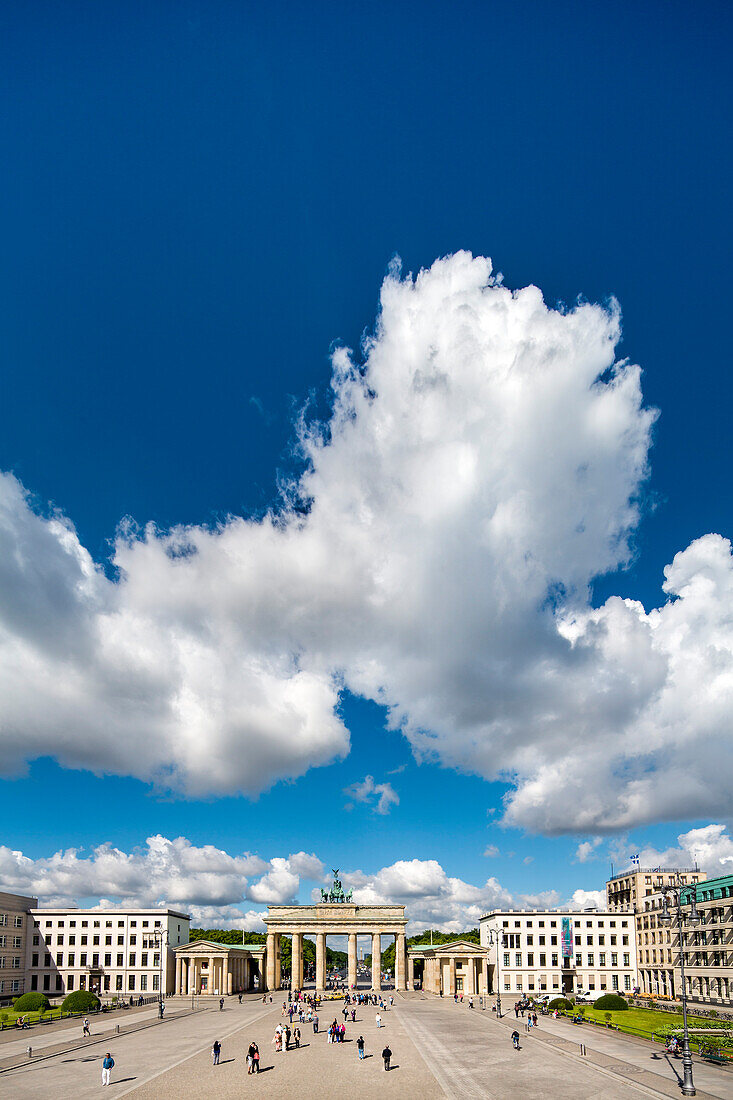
480;909;637;998
0;892;38;1004
26;908;190;998
679;874;733;1007
407;939;487;996
173;939;265;995
606;867;706;913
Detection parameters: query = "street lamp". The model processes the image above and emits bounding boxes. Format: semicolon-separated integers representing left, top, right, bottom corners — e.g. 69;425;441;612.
486;927;506;1018
659;874;701;1097
151;927;169;1018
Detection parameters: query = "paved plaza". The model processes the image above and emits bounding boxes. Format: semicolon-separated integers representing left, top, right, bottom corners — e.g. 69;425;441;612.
2;993;732;1099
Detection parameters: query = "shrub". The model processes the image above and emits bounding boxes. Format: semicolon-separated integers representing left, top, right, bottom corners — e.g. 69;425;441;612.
13;991;50;1013
61;990;100;1014
593;994;628;1011
547;997;573;1011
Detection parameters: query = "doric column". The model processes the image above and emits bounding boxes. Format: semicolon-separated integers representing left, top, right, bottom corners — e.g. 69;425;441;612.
372;933;382;991
292;933;303;990
449;956;456;996
208;956;215;994
407;955;415;990
466;958;475;995
187;958;193;994
175;955;182;994
227;958;233;995
274;934;282;989
395;933;406;991
348;933;357;989
482;957;489;995
316;932;326;991
266;933;276;991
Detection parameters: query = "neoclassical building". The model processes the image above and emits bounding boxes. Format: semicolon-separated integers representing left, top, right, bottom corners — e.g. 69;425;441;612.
173;939;266;996
408;939;488;996
263;901;408;991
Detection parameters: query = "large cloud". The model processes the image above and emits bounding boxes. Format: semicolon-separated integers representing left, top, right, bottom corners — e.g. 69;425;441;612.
0;835;322;911
1;251;731;830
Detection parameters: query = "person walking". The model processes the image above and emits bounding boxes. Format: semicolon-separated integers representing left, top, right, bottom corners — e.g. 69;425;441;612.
101;1052;115;1086
313;1013;319;1034
238;993;243;1005
284;1024;291;1051
382;1043;392;1071
357;1035;365;1060
219;997;225;1011
212;1039;221;1065
293;1026;301;1048
82;1017;91;1037
375;1011;382;1028
511;1030;520;1050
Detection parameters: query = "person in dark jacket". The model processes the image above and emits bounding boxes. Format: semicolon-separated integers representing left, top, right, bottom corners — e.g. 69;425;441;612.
382;1044;392;1071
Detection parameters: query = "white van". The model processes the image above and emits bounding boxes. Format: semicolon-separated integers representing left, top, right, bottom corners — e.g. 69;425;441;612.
575;990;605;1004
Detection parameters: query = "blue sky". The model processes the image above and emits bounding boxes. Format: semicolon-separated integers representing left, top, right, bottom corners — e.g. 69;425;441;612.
1;1;732;931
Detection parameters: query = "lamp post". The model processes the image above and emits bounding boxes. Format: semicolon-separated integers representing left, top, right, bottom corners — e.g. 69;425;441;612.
659;874;701;1097
151;927;169;1018
486;927;506;1018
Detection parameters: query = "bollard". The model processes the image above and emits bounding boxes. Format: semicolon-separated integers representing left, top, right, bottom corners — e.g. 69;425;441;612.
26;1046;32;1059
116;1024;120;1034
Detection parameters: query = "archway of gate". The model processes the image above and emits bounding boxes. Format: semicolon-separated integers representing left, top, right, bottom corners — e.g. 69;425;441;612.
262;903;408;992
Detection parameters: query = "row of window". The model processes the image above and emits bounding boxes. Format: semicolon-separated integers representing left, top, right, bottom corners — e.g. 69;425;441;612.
0;979;22;993
501;932;628;948
0;915;24;928
0;957;22;969
40;918;164;929
32;952;161;969
500;974;632;992
33;933;159;948
500;918;629;930
502;952;629;969
0;936;23;949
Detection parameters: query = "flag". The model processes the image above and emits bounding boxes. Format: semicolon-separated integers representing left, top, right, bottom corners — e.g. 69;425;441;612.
630;854;640;866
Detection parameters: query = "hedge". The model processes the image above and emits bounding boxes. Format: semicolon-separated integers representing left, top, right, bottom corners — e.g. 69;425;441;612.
592;993;628;1011
61;989;101;1013
547;997;573;1011
13;991;51;1013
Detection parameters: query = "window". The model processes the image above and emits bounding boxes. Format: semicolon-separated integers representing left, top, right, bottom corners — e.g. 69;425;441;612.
527;954;534;966
12;936;21;949
503;953;510;967
82;921;88;928
43;975;50;990
94;921;100;928
143;920;149;928
93;935;100;946
610;935;617;946
526;935;533;945
141;953;148;967
69;935;75;945
129;954;136;967
515;954;522;967
105;954;112;966
68;954;75;966
92;954;99;967
575;954;582;967
622;935;629;946
623;953;630;967
587;954;594;966
128;974;136;991
70;920;76;927
56;953;63;967
131;921;137;928
551;936;557;946
140;974;147;991
539;953;546;966
80;953;87;966
118;936;124;946
0;915;6;927
67;975;74;990
57;936;64;945
586;936;593;945
33;934;39;946
551;953;558;967
106;921;112;928
117;954;124;967
624;975;631;991
611;953;618;967
32;953;38;966
116;975;123;991
130;935;136;945
575;936;581;946
539;935;545;946
45;954;51;966
81;935;88;946
612;975;619;990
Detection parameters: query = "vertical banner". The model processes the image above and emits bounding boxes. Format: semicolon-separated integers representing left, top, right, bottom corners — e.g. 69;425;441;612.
561;916;573;958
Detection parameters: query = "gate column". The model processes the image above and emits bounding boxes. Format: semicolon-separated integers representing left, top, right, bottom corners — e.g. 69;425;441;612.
348;933;357;989
292;933;303;989
395;932;406;991
266;933;276;991
372;933;382;991
316;932;327;990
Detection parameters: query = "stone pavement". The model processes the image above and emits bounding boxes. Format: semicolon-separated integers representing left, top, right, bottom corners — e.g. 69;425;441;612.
2;992;731;1099
432;995;733;1100
0;1004;170;1065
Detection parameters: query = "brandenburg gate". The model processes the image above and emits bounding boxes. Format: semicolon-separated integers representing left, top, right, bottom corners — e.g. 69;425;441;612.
263;870;408;992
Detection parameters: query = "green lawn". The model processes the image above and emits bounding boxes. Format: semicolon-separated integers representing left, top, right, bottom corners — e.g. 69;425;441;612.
0;1007;64;1028
566;1006;726;1042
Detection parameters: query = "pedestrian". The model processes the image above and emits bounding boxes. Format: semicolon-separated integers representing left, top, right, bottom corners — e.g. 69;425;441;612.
376;1012;382;1028
351;1008;356;1022
251;1041;260;1071
313;1013;319;1033
219;997;225;1011
511;1030;520;1050
82;1017;91;1037
212;1039;221;1065
532;1011;538;1027
515;1003;519;1018
468;997;473;1009
101;1052;115;1086
357;1035;365;1060
294;1026;301;1048
284;1024;291;1050
238;993;243;1005
159;1001;165;1019
382;1044;392;1071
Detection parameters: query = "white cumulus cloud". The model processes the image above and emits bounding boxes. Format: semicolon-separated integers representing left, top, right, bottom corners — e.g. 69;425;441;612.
1;252;732;832
343;775;399;815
